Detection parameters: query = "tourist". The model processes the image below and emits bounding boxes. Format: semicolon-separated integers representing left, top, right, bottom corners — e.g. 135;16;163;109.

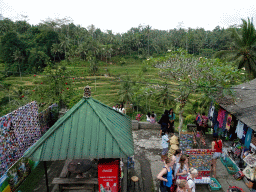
115;104;119;111
152;111;157;121
176;179;189;192
174;149;182;165
176;155;189;180
161;131;169;162
211;133;222;178
157;156;176;192
150;114;156;124
146;112;151;122
169;108;175;135
173;149;182;191
195;112;201;132
201;112;209;135
119;104;125;114
187;168;198;192
158;110;171;137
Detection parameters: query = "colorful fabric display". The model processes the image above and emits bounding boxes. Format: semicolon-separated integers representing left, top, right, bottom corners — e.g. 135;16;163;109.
241;124;248;144
217;108;226;128
236;121;244;139
208;103;215;120
0;101;41;177
226;114;232;131
221;112;228;130
245;128;253;149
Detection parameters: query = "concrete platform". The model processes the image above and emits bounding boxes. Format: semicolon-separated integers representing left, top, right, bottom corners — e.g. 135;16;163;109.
216;159;250;192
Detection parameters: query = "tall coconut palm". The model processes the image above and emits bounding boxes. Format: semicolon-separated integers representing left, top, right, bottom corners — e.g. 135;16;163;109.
215;18;256;78
155;84;175;111
118;77;134;110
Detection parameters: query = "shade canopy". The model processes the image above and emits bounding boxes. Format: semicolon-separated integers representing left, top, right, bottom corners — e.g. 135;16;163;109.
24;97;134;161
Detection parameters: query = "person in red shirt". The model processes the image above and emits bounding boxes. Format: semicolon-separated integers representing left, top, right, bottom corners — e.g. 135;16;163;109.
211;133;222;178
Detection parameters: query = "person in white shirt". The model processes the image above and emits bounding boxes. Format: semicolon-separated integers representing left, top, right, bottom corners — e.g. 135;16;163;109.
119;104;125;114
161;131;169;161
187;168;198;192
146;112;151;122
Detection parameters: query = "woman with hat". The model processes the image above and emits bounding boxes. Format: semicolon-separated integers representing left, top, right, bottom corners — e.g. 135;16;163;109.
211;133;222;178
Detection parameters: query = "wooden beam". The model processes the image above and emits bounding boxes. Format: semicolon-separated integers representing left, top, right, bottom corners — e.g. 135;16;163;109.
59;159;72;178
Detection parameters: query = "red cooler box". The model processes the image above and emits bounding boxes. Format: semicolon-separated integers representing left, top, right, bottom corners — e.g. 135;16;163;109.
98;159;120;192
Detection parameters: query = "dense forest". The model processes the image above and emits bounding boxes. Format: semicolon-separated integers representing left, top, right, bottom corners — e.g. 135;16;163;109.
0;17;237;75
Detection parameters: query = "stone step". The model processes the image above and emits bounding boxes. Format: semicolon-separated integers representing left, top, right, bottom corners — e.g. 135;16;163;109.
127;158;144;192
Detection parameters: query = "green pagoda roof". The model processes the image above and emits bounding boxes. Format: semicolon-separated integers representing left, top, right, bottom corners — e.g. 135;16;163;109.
24;97;134;161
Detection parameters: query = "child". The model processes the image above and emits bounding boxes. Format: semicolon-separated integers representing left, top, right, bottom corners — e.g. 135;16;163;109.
176;155;189;180
161;131;169;161
150;114;156;124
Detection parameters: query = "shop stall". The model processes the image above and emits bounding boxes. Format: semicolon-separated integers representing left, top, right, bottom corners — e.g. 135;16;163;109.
187;149;214;184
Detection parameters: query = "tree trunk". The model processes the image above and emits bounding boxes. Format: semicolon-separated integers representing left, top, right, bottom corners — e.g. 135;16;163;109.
178;108;184;137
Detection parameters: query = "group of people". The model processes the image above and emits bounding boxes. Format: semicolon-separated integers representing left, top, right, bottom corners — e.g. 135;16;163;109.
157;151;198;192
157;107;223;191
195;112;209;135
113;104;126;114
146;111;157;124
158;132;223;192
158;108;176;136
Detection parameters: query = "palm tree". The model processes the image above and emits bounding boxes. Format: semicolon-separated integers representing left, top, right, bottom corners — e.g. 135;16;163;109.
155;84;175;111
118;77;134;110
215;18;256;78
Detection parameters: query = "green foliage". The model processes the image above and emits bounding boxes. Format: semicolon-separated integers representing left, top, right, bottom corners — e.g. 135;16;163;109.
215;18;256;79
30;65;75;107
27;48;50;73
184;114;196;125
0;32;27;71
88;56;99;75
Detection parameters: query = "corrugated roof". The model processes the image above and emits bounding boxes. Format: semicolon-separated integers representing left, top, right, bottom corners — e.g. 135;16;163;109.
24;97;134;161
219;78;256;131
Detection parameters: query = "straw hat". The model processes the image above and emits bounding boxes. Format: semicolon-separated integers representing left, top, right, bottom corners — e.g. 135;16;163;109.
170;139;179;145
170;135;178;141
171;144;179;150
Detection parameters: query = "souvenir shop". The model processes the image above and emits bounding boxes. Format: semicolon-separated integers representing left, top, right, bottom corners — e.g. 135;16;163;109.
169;134;214;184
208;102;256;182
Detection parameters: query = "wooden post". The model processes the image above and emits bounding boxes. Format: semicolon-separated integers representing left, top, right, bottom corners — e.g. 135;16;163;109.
44;161;50;192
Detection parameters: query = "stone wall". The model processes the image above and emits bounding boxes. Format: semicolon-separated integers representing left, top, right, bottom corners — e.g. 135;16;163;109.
132;120;161;130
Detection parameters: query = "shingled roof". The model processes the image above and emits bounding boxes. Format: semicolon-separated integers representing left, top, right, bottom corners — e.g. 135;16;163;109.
219;79;256;131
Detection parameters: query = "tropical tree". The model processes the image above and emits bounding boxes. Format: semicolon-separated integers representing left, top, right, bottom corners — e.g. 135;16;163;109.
155;83;175;111
215;18;256;79
118;76;135;109
155;49;247;136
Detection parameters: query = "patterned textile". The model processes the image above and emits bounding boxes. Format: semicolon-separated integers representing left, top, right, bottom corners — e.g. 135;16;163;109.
208;102;215;120
241;124;248;144
226;114;232;131
212;108;218;126
245;128;253;149
39;103;58;135
217;108;226;128
236;121;244;139
221;112;228;130
0;101;41;177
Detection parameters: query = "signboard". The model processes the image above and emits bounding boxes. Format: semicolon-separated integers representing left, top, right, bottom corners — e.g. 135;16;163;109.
98;159;120;192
